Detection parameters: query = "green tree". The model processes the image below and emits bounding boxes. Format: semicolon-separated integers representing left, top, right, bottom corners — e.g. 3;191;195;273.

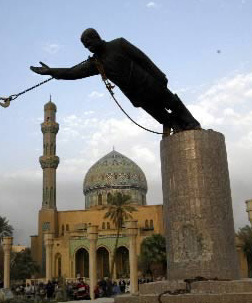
0;216;13;242
139;234;166;278
103;192;137;278
10;248;40;280
237;225;252;277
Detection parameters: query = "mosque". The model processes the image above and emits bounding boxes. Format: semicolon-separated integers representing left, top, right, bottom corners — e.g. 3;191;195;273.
30;100;164;280
30;99;250;282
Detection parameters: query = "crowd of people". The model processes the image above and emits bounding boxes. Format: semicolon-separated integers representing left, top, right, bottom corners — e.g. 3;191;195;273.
11;280;56;300
7;277;154;300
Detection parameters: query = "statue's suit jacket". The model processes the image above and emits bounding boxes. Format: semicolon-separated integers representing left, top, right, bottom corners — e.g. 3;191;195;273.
50;38;168;108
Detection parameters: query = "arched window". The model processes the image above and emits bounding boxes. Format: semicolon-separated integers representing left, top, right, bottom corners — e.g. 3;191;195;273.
145;220;149;229
107;193;112;204
107;222;110;229
97;247;110;279
102;222;105;229
55;253;62;278
150;220;154;229
61;225;65;236
66;224;69;231
98;194;102;205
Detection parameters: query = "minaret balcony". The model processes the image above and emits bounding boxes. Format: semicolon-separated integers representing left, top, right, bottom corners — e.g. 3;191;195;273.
39;155;60;169
41;122;59;134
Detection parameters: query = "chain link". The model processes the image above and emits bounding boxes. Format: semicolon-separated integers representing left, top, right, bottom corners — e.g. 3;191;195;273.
1;58;170;135
10;77;54;101
0;59;88;106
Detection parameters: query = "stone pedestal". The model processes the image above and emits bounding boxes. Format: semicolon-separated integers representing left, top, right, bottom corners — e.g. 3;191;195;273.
160;129;239;280
116;279;252;303
126;220;138;295
87;225;98;301
2;237;13;289
44;233;54;281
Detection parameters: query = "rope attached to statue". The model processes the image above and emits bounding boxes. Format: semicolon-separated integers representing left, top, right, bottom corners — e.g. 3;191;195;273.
94;58;165;135
0;59;169;135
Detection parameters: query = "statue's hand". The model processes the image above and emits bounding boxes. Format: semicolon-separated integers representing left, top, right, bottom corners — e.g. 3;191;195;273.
30;62;51;75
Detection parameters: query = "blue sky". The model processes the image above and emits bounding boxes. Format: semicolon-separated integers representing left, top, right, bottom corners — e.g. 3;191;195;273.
0;0;252;244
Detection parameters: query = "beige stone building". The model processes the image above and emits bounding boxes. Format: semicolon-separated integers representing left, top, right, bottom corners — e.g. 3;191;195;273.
12;245;26;253
30;99;250;281
31;100;164;280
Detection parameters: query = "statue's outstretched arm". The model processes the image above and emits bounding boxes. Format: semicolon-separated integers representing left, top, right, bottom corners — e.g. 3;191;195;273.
120;38;168;86
30;59;99;80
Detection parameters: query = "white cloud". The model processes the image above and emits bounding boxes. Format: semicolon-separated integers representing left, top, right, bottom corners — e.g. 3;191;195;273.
43;43;61;54
186;72;252;229
2;72;252;245
88;91;104;99
131;146;156;163
189;73;252;128
146;1;157;8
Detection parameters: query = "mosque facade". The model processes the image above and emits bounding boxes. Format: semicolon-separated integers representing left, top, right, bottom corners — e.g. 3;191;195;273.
30;100;249;280
30;100;164;280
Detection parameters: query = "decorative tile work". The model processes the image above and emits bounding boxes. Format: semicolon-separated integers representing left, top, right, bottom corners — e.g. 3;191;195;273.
42;222;51;231
83;150;148;208
69;235;129;256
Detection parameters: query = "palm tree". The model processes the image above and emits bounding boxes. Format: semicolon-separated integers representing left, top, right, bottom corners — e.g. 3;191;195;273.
139;234;166;278
103;192;137;278
237;225;252;277
0;216;13;243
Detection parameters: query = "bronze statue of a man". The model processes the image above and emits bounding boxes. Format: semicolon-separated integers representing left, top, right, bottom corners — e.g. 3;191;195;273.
30;28;200;132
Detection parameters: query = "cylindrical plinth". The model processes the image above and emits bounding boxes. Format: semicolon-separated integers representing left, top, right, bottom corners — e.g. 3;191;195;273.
3;237;13;288
126;220;138;295
160;129;239;280
87;225;98;301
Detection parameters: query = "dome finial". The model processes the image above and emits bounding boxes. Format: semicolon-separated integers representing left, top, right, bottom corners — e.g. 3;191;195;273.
49;94;52;102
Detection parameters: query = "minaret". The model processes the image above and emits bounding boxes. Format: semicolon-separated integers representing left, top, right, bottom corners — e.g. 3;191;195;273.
39;97;59;209
30;98;59;275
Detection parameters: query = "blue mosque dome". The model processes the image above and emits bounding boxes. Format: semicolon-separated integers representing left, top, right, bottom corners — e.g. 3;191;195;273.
83;150;148;209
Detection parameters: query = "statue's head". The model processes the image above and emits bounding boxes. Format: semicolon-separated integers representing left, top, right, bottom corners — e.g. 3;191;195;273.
80;28;103;53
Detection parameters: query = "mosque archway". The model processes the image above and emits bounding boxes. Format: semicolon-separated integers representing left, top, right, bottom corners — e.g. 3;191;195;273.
116;246;129;278
55;253;62;278
75;248;89;278
97;247;110;279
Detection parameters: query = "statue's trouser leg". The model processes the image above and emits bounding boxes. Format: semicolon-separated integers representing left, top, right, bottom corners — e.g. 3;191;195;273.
163;89;201;130
141;104;181;130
